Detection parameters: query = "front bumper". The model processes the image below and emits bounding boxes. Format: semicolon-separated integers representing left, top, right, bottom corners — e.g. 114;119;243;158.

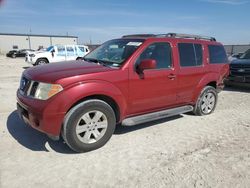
224;76;250;86
25;56;36;64
16;90;65;139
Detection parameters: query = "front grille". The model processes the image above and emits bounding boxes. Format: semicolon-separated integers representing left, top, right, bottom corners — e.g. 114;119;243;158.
19;76;38;97
230;64;250;76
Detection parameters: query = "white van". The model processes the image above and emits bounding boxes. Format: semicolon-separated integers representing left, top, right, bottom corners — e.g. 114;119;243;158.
26;45;89;66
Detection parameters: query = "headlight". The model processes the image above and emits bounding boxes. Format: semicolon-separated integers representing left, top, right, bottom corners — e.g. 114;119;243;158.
34;82;63;100
29;54;35;57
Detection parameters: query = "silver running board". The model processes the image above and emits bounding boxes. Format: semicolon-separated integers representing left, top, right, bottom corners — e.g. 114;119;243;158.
122;105;193;126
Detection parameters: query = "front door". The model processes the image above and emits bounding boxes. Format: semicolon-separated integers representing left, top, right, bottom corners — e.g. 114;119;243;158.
128;42;177;115
51;46;66;63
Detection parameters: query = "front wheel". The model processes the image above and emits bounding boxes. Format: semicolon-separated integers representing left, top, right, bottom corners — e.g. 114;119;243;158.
193;86;218;116
62;99;116;152
35;58;48;66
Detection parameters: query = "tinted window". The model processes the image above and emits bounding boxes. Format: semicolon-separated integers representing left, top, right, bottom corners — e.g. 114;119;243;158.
240;49;250;59
178;43;203;67
178;43;196;67
66;46;75;56
136;42;172;69
79;47;86;52
194;44;203;65
46;46;53;52
208;45;227;64
57;46;66;56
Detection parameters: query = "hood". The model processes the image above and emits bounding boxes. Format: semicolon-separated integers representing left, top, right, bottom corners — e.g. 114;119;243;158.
34;51;50;55
231;59;250;65
24;61;113;83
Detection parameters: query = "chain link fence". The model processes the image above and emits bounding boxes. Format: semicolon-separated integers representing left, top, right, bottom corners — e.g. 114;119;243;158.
224;45;250;55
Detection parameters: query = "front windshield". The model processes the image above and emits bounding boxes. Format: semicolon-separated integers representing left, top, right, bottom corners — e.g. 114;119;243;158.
46;46;54;52
84;39;144;67
240;49;250;59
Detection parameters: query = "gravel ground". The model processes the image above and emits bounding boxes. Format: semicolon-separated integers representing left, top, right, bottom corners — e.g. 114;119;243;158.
0;56;249;188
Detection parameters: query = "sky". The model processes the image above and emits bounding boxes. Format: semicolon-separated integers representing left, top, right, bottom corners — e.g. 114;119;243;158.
0;0;249;44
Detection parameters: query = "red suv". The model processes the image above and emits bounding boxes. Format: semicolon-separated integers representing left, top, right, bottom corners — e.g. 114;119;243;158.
17;33;229;152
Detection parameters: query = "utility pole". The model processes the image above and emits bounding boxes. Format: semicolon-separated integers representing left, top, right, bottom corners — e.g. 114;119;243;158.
89;36;92;45
28;28;32;49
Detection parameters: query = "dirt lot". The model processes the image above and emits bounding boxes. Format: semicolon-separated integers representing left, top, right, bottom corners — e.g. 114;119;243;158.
0;55;249;188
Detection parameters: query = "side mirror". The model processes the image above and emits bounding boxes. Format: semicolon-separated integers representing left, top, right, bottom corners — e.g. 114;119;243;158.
51;49;55;57
136;59;156;79
137;59;156;72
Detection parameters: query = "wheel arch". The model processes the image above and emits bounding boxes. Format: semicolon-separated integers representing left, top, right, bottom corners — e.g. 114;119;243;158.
192;73;219;102
57;81;128;123
67;94;121;123
36;57;49;64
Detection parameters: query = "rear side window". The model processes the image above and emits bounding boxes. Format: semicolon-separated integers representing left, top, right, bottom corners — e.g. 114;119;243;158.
178;43;203;67
208;45;227;64
66;46;75;56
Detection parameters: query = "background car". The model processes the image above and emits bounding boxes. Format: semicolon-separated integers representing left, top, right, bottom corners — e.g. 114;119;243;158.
26;45;90;65
225;49;250;87
6;49;34;58
228;52;244;62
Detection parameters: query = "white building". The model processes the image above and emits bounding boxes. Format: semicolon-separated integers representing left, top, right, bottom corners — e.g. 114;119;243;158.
0;33;78;54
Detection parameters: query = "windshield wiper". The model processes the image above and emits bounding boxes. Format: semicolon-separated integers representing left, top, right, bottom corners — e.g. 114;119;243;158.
83;58;111;67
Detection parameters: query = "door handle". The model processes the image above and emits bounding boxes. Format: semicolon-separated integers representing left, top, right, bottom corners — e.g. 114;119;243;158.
168;74;176;80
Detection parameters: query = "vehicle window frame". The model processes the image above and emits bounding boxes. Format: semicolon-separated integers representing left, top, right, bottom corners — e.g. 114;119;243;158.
66;46;75;56
135;42;173;71
178;42;204;68
57;46;66;56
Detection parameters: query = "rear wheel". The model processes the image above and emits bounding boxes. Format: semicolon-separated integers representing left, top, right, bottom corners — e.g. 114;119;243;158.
76;57;83;60
36;58;48;66
12;54;16;58
62;99;116;152
193;86;218;116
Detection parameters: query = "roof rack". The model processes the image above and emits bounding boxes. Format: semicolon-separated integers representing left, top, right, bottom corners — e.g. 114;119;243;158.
122;33;216;41
122;34;156;38
166;33;216;41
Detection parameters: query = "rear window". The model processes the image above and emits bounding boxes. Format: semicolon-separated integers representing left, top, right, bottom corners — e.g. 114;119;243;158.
208;45;227;64
178;43;203;67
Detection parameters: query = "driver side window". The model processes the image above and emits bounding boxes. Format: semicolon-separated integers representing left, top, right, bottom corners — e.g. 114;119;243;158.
136;42;172;69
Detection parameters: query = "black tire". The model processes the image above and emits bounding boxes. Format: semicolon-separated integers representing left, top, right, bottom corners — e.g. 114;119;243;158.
35;58;48;66
12;54;16;58
62;99;116;152
193;86;218;116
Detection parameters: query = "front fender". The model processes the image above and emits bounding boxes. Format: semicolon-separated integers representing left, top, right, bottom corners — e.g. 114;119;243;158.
45;80;128;121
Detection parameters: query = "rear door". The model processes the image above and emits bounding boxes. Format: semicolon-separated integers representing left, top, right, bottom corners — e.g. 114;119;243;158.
66;45;77;61
177;42;206;103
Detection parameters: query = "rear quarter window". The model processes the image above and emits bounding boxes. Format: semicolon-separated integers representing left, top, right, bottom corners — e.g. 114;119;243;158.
208;45;228;64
